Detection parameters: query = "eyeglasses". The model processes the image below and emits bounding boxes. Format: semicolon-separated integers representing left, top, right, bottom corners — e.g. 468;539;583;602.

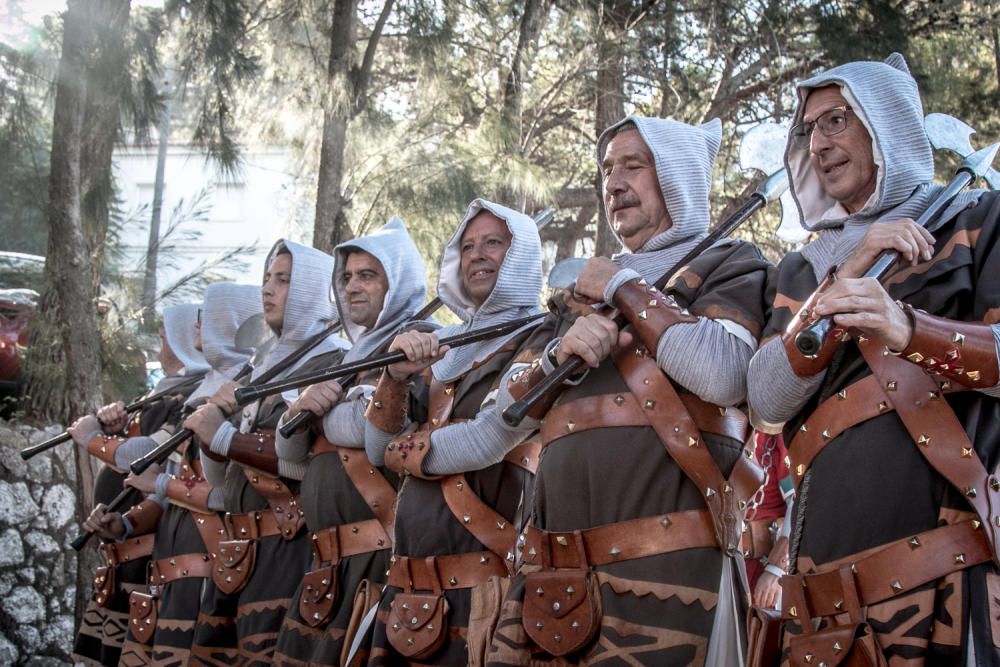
790;106;853;149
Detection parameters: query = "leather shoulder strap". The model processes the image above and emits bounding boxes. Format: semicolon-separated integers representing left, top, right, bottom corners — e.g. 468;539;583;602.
440;473;517;571
857;336;1000;565
613;344;758;554
333;441;397;544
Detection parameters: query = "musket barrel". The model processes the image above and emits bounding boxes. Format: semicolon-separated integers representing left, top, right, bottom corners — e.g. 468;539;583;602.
20;432;73;460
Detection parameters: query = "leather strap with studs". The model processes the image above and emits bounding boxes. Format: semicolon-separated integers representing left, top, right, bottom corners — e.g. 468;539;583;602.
86;432;128;473
780;271;845;377
123;498;165;537
384;430;438;479
227;429;279;476
149;552;213;585
520;509;716;569
781;518;991;624
611;278;698;355
313;441;397;544
310;518;392;565
440;474;518;573
101;533;155;567
387;552;509;592
365;372;412;434
899;305;999;389
225;509;284;540
243;471;305;540
165;474;214;514
507;360;557;421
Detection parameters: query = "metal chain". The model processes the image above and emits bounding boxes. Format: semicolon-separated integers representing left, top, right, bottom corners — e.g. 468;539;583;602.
745;435;777;521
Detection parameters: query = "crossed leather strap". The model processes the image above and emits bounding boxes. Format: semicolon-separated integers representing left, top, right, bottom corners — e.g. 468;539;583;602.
781;334;1000;634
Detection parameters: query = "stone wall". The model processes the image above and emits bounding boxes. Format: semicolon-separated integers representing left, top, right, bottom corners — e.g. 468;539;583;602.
0;419;78;665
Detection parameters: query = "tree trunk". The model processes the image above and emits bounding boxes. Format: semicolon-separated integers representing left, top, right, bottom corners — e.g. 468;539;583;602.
312;0;359;254
142;73;175;330
592;2;627;258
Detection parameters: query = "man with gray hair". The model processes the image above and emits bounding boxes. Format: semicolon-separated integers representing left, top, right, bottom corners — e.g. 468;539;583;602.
487;116;770;665
747;54;1000;665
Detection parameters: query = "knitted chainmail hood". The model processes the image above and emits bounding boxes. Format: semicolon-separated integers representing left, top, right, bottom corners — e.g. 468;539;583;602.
596;115;724;282
432;199;543;383
162;303;209;376
187;283;262;404
250;239;349;382
333;217;427;363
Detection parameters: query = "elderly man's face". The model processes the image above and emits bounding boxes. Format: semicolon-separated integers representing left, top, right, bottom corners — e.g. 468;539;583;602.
803;86;878;213
601;129;672;253
459;211;512;307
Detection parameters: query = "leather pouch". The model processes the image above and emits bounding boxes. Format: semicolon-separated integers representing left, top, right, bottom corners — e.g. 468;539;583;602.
746;606;782;667
93;563;115;608
788;622;887;667
299;563;338;628
128;591;158;645
522;570;601;657
387;591;449;660
212;539;255;595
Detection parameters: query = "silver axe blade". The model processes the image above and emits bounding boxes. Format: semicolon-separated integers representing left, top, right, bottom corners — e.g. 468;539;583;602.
738;122;806;243
925;113;1000;190
547;257;587;290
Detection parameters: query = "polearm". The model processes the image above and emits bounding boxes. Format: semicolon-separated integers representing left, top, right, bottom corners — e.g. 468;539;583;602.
793;142;999;357
19;373;206;461
235;312;548;408
70;319;333;551
502;167;789;427
276;207;556;438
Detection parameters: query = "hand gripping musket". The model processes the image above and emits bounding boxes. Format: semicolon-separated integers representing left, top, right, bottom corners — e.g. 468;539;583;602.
20;373;204;461
67;320;329;551
235;311;548;408
267;208;556;438
793;142;1000;358
502;167;789;427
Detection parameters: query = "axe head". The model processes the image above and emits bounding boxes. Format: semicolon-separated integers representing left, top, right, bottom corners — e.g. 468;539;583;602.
547;258;587;290
739;123;808;243
924;113;976;155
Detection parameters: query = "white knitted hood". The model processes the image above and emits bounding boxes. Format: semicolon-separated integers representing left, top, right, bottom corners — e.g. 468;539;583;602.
786;53;934;231
162;303;209;376
187;283;262;404
334;217;427;363
432;199;543;382
251;239;349;381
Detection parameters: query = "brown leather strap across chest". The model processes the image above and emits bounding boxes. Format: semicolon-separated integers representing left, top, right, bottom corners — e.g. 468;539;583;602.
599;344;760;554
243;465;305;539
191;512;227;557
225;509;287;540
789;335;1000;565
387;551;509;592
311;518;391;564
521;509;717;569
541;390;747;445
149;552;214;586
504;438;541;474
311;437;397;544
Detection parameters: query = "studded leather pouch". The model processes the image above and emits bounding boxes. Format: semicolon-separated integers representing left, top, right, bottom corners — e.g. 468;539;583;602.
93;562;115;608
127;591;158;645
299;563;338;628
522;570;601;657
788;622;887;667
212;539;255;595
387;592;449;659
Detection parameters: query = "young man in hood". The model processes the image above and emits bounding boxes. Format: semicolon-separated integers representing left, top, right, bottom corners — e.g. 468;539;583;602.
362;200;546;665
271;217;426;665
69;303;208;666
747;54;1000;665
486;117;770;666
183;240;349;663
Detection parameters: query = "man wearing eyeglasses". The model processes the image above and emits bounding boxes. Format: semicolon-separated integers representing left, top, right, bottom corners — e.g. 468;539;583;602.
747;53;1000;665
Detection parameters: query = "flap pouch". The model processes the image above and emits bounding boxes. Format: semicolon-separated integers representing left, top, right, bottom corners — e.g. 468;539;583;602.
299;563;338;628
387;591;449;660
522;570;600;657
212;539;255;595
92;565;115;608
789;622;887;667
128;591;158;645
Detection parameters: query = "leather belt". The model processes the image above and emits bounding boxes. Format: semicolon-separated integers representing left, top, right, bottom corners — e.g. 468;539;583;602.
149;552;214;585
741;518;782;560
311;519;391;563
504;438;541;474
225;510;283;540
102;533;155;566
387;552;509;592
541;391;747;446
781;519;990;622
521;510;717;569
